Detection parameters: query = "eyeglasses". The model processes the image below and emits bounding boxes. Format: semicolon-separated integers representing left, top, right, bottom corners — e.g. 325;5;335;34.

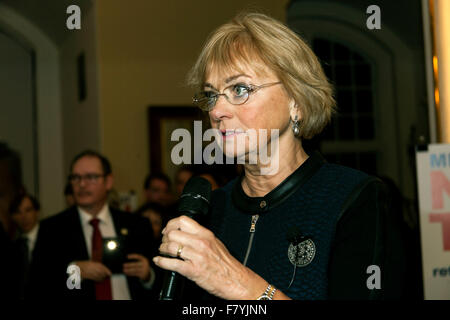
193;81;282;111
68;173;106;185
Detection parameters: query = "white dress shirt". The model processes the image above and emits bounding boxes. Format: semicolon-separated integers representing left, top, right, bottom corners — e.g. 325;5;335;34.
78;204;131;300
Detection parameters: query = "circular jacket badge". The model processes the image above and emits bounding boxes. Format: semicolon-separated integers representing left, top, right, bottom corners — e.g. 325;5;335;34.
288;239;316;267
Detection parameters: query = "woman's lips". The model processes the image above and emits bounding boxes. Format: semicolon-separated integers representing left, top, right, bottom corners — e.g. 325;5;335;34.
221;130;245;139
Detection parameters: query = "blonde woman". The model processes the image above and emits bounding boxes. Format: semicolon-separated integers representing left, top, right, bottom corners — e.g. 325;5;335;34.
154;12;404;300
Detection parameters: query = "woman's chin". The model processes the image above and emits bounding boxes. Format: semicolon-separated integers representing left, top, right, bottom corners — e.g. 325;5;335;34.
222;146;260;164
221;146;243;160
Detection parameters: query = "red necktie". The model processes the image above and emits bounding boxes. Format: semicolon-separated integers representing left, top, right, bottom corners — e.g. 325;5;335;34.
89;218;112;300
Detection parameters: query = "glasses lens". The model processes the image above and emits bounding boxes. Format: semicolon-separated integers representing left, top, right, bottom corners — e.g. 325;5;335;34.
69;174;103;184
226;84;249;105
69;174;80;184
86;174;98;183
194;91;216;111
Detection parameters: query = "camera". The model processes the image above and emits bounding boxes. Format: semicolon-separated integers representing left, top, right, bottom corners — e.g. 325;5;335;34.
102;237;131;274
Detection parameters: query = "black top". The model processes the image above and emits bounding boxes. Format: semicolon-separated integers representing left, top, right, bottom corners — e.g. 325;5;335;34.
202;151;406;299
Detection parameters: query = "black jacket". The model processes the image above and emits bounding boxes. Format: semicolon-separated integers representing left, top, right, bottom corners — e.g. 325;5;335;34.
204;151;407;300
0;222;14;300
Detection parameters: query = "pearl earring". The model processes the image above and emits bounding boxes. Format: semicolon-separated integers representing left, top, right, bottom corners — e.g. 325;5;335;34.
292;115;300;136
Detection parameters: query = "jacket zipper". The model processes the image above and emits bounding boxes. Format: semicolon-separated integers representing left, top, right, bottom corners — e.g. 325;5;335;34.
243;214;259;266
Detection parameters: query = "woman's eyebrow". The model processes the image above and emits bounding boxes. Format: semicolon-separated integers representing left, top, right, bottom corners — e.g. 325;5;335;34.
225;74;251;83
204;83;216;90
203;74;252;89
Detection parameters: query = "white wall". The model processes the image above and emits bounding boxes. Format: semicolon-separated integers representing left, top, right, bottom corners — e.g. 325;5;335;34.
0;31;37;196
60;4;101;177
0;4;65;218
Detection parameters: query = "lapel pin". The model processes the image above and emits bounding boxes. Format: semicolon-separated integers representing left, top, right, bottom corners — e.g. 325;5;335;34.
288;238;316;267
286;226;316;267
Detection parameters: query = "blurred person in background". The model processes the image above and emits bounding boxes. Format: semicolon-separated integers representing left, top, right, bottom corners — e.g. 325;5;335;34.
135;202;165;242
0;141;23;236
0;142;23;299
143;172;174;207
30;150;157;300
174;166;194;198
9;193;41;299
64;182;75;208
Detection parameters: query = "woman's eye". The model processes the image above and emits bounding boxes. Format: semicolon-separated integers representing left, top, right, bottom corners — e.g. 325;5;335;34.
232;84;249;97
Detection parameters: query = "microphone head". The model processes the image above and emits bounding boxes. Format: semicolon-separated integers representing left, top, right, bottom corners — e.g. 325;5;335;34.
177;176;212;219
286;226;304;245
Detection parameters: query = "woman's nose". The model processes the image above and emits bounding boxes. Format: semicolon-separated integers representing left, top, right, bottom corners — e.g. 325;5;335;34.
209;95;233;121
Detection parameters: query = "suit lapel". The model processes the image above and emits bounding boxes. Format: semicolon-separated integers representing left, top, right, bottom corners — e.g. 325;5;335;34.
110;208;129;238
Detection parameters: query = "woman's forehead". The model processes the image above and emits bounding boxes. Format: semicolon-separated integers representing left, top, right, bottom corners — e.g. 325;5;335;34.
204;60;273;87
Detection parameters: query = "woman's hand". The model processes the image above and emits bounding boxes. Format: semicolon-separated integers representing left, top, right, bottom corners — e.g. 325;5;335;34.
153;215;268;300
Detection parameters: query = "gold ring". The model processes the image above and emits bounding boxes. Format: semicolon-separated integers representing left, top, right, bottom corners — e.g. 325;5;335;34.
176;244;183;258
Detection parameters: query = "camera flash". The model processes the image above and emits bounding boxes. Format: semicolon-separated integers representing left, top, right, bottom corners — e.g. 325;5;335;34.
107;240;117;250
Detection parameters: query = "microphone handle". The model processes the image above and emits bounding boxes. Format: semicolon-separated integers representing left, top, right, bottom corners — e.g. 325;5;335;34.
158;207;208;300
159;270;185;300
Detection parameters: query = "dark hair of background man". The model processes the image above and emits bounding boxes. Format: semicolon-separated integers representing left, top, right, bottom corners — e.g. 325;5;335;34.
69;150;112;175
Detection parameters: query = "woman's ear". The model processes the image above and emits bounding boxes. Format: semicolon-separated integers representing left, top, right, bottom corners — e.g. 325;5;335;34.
289;99;301;120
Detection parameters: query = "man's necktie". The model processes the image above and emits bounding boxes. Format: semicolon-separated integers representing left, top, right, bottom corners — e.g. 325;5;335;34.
89;218;112;300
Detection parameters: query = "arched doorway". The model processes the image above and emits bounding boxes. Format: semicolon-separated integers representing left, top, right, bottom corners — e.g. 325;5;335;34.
0;4;65;216
287;1;419;199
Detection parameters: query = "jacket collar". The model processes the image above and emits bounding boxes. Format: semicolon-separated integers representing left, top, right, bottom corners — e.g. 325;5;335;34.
231;151;326;214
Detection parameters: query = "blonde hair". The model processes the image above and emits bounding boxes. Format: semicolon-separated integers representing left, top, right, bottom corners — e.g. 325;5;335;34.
187;12;335;139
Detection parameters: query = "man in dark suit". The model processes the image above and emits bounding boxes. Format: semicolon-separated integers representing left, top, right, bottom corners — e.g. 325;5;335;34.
9;193;41;299
0;142;23;299
0;221;14;300
30;150;157;300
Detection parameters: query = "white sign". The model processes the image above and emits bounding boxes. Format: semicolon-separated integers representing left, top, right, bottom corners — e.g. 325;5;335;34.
416;144;450;299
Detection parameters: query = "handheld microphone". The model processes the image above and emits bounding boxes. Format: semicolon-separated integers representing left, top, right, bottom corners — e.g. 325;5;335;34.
159;176;212;300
